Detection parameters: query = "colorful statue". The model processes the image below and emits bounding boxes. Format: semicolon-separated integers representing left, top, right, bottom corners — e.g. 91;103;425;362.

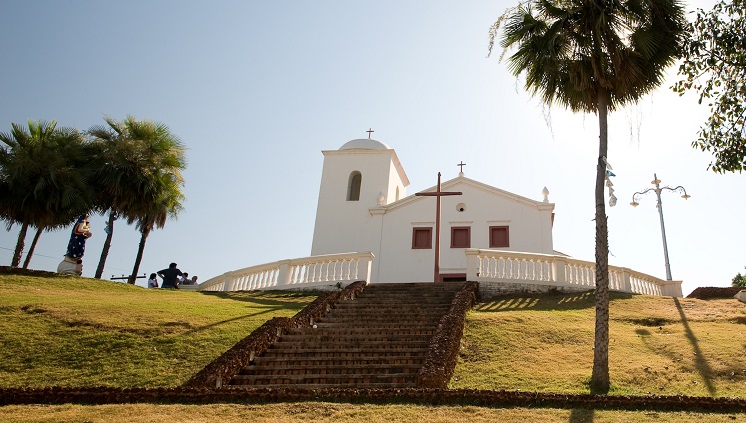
57;214;92;275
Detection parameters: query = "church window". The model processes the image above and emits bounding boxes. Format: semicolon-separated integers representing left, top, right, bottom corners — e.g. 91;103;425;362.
395;186;400;201
451;226;471;248
489;226;510;248
347;171;362;201
412;227;432;249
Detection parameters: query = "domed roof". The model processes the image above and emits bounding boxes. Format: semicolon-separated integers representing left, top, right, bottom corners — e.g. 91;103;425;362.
339;139;391;151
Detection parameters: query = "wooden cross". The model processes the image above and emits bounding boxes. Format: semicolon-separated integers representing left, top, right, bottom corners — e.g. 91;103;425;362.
366;128;374;139
457;161;466;173
415;172;462;283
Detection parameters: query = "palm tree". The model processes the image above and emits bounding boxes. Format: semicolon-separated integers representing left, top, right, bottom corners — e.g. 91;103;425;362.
0;120;93;267
88;117;140;279
490;0;685;393
88;116;186;280
127;172;185;284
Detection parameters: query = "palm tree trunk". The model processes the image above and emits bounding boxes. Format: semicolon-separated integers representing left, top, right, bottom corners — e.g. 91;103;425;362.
22;226;44;269
11;222;29;267
591;89;611;395
129;226;151;284
95;211;116;279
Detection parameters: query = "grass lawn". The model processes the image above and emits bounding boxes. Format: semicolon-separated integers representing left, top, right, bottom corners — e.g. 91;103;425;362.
452;290;746;397
1;402;744;423
0;273;316;387
1;273;745;422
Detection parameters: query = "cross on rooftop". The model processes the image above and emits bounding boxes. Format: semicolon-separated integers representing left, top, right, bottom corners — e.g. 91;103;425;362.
366;128;374;139
457;161;466;174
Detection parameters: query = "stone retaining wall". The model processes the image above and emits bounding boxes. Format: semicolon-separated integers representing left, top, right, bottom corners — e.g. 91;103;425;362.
478;281;588;299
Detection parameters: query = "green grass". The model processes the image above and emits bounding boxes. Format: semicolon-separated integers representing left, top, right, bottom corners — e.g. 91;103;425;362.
0;273;316;387
452;291;746;397
1;273;745;422
1;403;743;423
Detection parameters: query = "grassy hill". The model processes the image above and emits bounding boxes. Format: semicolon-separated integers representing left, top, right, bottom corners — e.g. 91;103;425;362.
1;272;744;422
0;272;316;388
453;290;746;397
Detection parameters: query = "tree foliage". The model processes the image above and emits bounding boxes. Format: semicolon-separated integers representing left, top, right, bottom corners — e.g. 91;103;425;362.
88;116;186;279
673;0;746;173
0;116;186;276
490;0;685;394
0;121;94;266
733;267;746;288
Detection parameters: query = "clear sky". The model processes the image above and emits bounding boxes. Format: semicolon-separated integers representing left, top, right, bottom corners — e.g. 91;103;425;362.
1;0;741;296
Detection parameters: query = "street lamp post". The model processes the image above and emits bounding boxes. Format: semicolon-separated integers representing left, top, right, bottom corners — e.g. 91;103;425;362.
630;173;690;281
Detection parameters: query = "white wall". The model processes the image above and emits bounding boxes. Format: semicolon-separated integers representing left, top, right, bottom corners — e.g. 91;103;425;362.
311;147;407;257
310;142;555;284
374;176;554;282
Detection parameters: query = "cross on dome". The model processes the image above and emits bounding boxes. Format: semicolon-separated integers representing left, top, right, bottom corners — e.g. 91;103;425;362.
366;128;374;139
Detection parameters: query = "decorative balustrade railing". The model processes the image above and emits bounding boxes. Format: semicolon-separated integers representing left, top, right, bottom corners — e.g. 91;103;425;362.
465;249;682;297
197;252;374;292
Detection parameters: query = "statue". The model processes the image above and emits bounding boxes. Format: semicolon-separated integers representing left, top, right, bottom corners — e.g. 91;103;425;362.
57;214;92;275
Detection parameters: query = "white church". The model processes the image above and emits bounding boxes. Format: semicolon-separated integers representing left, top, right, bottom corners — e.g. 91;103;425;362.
199;137;682;297
311;137;555;283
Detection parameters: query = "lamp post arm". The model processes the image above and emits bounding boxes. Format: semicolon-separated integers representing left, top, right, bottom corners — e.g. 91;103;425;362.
630;187;655;205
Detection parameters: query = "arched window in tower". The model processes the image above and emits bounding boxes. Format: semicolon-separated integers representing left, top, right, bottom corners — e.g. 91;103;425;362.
395;186;400;201
347;171;362;201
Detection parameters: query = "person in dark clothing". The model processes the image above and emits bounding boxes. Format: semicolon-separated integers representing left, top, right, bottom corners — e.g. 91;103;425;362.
157;263;183;289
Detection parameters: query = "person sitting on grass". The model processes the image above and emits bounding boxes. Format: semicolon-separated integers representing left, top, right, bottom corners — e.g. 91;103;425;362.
147;273;158;289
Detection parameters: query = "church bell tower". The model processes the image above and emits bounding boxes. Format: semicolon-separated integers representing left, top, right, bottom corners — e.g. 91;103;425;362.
310;137;409;256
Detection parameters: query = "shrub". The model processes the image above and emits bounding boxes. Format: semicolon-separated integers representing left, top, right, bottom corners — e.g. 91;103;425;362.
733;267;746;288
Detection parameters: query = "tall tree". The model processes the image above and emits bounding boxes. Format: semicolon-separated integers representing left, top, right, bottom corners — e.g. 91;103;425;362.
88;117;142;279
673;0;746;173
128;172;185;284
88;116;186;280
0;120;93;267
490;0;685;393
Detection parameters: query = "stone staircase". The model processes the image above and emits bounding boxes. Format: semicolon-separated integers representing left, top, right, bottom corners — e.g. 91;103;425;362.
229;282;465;389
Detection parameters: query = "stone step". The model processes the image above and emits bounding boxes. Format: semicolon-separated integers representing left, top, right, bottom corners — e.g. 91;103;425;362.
280;334;432;342
288;328;435;336
337;297;453;303
335;298;452;303
316;318;442;325
330;304;451;313
357;289;460;294
333;304;451;311
259;348;428;358
252;356;424;366
342;305;450;310
311;322;438;330
240;363;422;375
224;282;467;389
230;373;418;386
353;294;458;300
325;311;448;319
330;304;450;311
364;283;464;289
270;340;430;349
230;381;416;389
320;312;444;319
353;293;457;299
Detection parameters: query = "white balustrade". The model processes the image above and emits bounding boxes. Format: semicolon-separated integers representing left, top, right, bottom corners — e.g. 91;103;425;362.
198;248;679;297
197;252;374;292
465;248;682;297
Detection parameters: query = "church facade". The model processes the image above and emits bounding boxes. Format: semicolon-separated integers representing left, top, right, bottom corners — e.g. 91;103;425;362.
199;136;680;296
311;138;556;283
